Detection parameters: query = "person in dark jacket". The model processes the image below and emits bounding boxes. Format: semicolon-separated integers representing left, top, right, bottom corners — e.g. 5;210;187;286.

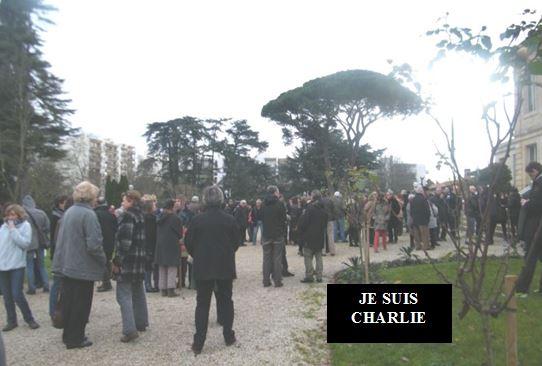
112;190;149;343
508;187;521;238
233;200;250;246
517;162;542;294
288;197;303;247
410;186;430;250
298;190;328;283
346;196;363;247
142;199;159;293
321;194;337;255
49;195;68;259
95;198;118;292
485;192;508;245
430;187;448;241
22;195;50;294
52;181;106;349
185;185;240;355
445;186;461;239
155;200;182;297
261;185;287;287
465;185;482;245
386;191;401;244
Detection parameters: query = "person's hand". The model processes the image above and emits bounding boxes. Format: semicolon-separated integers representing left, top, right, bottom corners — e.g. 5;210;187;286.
521;198;529;206
111;264;120;274
7;220;15;230
180;244;186;252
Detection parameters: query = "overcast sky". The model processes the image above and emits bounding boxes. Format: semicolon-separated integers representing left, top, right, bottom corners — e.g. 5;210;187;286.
41;0;539;182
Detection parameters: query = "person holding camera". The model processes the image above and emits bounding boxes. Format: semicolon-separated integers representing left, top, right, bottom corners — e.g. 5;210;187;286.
0;204;40;331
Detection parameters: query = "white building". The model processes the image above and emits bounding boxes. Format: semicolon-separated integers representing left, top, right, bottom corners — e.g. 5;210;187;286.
59;133;136;190
496;75;541;189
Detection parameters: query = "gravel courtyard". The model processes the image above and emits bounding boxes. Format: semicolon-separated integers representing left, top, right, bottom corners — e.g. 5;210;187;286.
1;238;506;366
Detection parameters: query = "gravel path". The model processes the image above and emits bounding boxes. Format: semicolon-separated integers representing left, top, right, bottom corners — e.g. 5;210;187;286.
1;237;506;366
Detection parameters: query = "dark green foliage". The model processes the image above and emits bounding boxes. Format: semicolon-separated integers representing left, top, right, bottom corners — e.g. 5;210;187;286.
262;69;422;192
280;132;382;196
25;159;70;210
0;0;75;202
119;175;129;195
144;116;218;194
105;176;121;208
221;120;269;199
474;163;513;193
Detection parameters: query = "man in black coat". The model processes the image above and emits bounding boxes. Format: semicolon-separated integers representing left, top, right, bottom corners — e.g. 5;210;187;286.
95;197;118;292
298;190;328;283
261;185;287;287
517;162;542;294
410;187;430;250
185;185;240;354
386;191;401;244
465;185;481;245
233;200;250;247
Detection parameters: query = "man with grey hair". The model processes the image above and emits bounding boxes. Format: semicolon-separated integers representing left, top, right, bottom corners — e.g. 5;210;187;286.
185;185;240;354
261;185;287;287
298;190;328;283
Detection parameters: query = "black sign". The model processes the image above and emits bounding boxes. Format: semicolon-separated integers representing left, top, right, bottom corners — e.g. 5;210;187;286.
327;284;452;343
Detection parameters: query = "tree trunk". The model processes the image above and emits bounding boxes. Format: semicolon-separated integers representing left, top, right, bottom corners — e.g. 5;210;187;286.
481;313;495;366
322;143;334;193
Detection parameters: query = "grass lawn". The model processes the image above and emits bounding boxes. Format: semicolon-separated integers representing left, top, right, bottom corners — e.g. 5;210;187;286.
330;258;542;366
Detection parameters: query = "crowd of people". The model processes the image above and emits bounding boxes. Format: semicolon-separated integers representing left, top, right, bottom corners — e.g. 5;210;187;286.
1;160;542;357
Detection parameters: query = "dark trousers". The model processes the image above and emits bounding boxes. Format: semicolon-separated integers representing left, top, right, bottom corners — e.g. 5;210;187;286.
239;226;247;245
439;222;448;240
144;264;159;291
0;268;34;325
447;215;458;239
430;227;438;248
387;222;398;243
348;225;360;246
487;220;508;244
262;238;283;285
194;279;234;348
62;277;94;346
102;259;112;284
281;242;289;274
516;237;542;293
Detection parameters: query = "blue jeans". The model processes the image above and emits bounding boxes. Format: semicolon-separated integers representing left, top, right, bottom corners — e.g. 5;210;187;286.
334;219;346;242
0;268;35;325
253;221;263;245
49;276;61;317
26;249;49;292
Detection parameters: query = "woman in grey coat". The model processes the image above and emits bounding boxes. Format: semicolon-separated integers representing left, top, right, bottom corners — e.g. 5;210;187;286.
52;181;106;350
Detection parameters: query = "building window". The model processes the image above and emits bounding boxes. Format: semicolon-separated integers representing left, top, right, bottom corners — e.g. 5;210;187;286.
527;143;537;163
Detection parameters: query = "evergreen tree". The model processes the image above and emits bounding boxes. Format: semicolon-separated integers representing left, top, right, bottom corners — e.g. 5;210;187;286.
0;0;75;202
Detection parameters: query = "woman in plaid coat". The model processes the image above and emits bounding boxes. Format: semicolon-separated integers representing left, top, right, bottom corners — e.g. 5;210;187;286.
112;190;149;343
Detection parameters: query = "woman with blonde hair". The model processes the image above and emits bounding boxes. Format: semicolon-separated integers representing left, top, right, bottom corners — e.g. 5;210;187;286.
53;181;106;349
0;204;40;331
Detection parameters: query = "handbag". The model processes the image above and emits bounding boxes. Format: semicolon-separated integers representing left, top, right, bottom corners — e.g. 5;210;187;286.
51;278;64;329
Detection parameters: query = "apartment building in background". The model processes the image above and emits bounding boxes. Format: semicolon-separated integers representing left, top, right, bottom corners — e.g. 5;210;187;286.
59;133;136;190
496;75;541;189
264;157;287;176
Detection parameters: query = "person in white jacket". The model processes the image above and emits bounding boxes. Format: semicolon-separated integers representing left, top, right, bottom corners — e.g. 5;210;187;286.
0;204;40;331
